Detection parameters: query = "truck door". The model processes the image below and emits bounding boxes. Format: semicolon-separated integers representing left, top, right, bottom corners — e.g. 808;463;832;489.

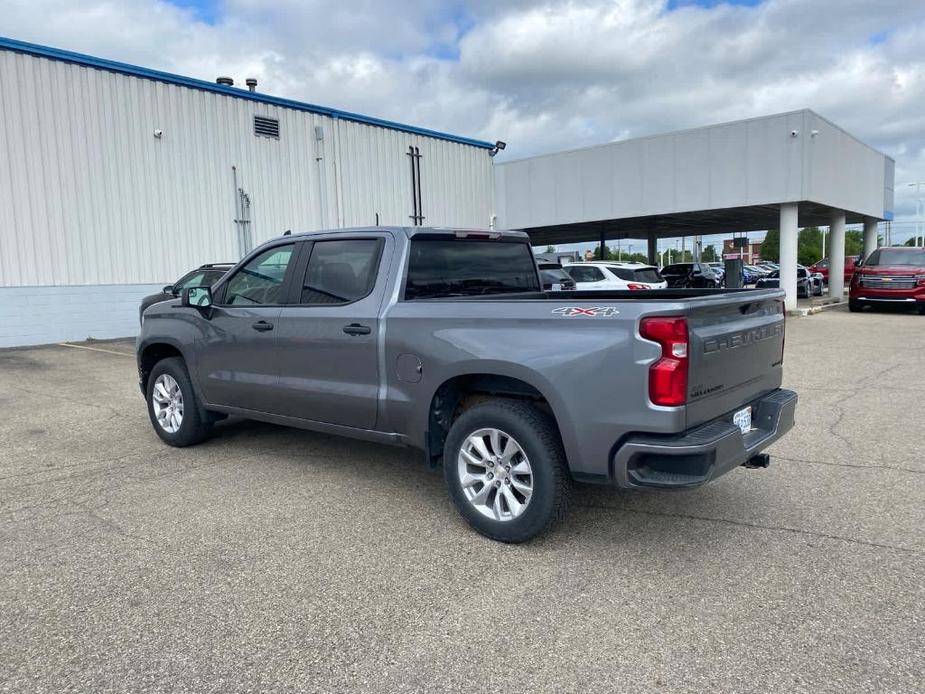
272;233;391;430
195;243;298;412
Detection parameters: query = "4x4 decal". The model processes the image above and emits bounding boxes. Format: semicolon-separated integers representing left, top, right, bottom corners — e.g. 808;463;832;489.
552;306;621;317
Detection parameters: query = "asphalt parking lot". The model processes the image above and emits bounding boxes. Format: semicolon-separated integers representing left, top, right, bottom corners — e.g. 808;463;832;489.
1;308;923;693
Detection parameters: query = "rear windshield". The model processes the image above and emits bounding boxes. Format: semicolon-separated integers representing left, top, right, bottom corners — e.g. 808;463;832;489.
610;266;662;283
865;249;925;267
662;264;692;274
633;268;662;283
405;239;540;299
541;268;572;282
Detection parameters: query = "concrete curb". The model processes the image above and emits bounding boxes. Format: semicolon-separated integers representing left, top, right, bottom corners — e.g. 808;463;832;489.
787;299;846;317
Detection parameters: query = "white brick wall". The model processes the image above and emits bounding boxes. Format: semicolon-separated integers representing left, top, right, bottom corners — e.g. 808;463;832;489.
0;284;161;348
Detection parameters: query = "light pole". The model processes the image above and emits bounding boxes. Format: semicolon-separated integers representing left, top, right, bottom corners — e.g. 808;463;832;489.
909;182;925;246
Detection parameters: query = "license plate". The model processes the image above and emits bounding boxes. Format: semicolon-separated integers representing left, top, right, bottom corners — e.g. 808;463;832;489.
733;406;752;435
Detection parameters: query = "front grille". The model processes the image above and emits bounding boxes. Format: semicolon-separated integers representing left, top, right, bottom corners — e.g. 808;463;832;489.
860;275;917;289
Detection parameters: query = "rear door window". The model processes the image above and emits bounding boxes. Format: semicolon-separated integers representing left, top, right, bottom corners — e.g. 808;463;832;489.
404;239;539;299
300;239;382;305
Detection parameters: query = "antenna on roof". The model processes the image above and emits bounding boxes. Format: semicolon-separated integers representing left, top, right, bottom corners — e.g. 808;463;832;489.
283;229;291;236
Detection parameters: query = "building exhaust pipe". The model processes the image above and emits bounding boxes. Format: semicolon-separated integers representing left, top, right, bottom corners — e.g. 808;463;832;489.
216;76;234;86
246;78;258;92
742;453;770;469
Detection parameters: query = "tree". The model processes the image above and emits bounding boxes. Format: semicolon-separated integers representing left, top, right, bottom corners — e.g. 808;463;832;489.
797;226;822;266
761;229;780;262
544;245;556;253
592;245;613;260
845;230;864;256
702;245;718;262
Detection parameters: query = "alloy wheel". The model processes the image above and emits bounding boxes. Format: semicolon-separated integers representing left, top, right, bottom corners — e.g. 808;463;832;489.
151;374;184;434
457;427;533;521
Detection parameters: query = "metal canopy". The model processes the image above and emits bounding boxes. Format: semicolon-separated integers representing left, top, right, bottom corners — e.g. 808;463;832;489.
495;110;894;245
520;201;862;246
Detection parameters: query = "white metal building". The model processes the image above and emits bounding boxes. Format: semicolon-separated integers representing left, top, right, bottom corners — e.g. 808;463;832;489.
0;37;495;347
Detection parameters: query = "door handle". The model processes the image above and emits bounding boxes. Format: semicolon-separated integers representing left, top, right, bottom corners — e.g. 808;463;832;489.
343;323;371;336
252;321;274;332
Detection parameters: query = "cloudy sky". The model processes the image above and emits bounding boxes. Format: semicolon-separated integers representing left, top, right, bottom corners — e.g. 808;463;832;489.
4;0;925;247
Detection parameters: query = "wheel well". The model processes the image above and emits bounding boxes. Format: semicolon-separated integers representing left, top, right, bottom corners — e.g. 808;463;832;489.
426;374;554;466
139;343;183;391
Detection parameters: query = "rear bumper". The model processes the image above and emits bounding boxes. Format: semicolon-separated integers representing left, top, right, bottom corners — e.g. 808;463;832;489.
611;389;798;489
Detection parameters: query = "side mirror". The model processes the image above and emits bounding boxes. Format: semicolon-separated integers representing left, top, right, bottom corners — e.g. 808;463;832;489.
164;285;175;294
182;286;213;309
855;258;863;268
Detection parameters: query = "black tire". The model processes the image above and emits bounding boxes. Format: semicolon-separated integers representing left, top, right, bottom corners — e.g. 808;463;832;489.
443;399;571;543
848;299;863;313
146;356;212;447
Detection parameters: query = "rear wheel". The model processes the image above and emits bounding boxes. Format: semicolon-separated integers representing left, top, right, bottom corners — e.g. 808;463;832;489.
146;357;212;447
443;400;570;543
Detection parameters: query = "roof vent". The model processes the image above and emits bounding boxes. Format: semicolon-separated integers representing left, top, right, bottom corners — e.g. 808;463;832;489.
246;78;258;92
254;115;280;139
216;76;234;86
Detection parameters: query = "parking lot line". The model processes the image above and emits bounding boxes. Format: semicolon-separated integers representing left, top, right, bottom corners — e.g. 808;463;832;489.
57;342;134;357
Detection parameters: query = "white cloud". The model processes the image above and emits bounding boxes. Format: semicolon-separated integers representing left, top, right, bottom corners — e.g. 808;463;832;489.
3;0;925;240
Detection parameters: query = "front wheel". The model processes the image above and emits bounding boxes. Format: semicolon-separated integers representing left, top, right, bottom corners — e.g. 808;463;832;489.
146;357;212;447
848;299;864;313
443;400;571;543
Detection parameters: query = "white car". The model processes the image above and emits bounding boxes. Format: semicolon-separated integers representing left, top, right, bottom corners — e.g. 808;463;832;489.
563;261;667;290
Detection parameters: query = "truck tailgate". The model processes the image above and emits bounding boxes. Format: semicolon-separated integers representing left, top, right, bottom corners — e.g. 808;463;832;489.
684;290;785;429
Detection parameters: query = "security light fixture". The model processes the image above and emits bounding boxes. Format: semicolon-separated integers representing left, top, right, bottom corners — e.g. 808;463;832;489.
489;140;507;157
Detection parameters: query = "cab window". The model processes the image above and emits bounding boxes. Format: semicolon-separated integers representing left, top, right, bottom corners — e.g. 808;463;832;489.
300;239;382;305
223;244;294;305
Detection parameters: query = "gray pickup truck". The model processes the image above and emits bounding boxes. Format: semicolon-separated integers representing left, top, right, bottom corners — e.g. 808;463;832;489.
137;227;796;542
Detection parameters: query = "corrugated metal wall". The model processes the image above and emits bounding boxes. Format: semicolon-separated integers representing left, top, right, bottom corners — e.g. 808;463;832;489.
0;49;494;288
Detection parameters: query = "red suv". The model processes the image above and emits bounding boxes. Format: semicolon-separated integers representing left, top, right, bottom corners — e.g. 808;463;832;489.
808;256;859;285
849;247;925;313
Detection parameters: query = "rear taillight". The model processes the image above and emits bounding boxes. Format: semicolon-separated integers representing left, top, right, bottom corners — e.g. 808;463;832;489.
627;283;648;290
639;316;688;407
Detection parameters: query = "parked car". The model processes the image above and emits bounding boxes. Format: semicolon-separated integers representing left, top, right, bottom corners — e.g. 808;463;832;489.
537;263;576;291
140;263;234;324
660;262;721;288
849;247;925;313
754;266;821;298
808;271;824;296
808;256;860;285
746;264;772;278
563;262;667;290
706;262;725;285
741;265;764;285
137;227;796;543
